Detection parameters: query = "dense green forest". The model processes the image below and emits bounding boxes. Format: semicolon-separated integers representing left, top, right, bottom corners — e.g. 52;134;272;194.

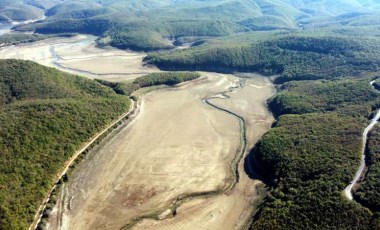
145;34;380;82
251;113;372;229
17;18;246;51
99;20;245;51
354;125;380;214
17;17;118;35
2;0;380;229
0;60;130;229
268;79;380;117
249;77;380;229
132;72;201;88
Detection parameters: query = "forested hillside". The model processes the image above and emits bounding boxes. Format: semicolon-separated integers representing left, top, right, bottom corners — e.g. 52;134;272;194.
0;60;130;229
251;114;372;229
249;77;380;229
2;1;380;229
146;34;380;82
11;0;380;51
354;125;380;217
268;79;380;117
0;0;43;22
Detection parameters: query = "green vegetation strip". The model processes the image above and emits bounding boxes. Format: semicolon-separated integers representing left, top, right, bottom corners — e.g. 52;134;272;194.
96;72;201;96
0;33;77;47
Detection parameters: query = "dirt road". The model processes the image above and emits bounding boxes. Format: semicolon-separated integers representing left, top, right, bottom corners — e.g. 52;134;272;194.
31;100;135;230
344;80;380;200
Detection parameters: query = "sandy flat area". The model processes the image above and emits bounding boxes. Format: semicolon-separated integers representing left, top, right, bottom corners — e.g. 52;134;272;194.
54;39;158;80
0;36;67;66
0;35;159;81
59;73;241;230
133;74;275;230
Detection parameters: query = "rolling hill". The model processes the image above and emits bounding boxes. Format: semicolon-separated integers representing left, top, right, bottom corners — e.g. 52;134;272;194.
0;59;130;229
11;0;380;51
2;1;380;229
0;0;43;22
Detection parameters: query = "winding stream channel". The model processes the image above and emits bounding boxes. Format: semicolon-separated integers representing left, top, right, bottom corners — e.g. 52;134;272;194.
344;80;380;200
120;79;249;229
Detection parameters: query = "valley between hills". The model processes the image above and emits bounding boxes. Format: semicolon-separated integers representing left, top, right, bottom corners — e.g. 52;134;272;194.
1;34;275;229
1;1;380;230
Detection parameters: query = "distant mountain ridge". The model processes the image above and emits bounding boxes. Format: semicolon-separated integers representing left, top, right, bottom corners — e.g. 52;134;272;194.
7;0;380;51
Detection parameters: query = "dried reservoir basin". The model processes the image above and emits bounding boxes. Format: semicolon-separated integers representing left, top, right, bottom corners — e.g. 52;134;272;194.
134;74;275;230
60;73;241;230
0;35;275;229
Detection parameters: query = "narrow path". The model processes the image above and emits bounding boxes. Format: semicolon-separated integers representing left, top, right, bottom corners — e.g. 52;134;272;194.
30;100;137;230
121;77;248;229
344;80;380;200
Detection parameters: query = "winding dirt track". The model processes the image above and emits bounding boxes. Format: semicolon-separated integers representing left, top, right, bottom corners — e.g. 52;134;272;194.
344;80;380;200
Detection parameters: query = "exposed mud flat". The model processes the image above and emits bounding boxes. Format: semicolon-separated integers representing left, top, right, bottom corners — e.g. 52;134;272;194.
51;73;275;230
59;73;242;230
133;74;275;230
0;35;159;81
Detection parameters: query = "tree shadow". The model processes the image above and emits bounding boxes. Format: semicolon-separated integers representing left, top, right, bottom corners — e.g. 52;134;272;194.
244;145;265;181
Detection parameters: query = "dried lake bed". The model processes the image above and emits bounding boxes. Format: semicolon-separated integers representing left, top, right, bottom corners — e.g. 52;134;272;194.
0;35;275;230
